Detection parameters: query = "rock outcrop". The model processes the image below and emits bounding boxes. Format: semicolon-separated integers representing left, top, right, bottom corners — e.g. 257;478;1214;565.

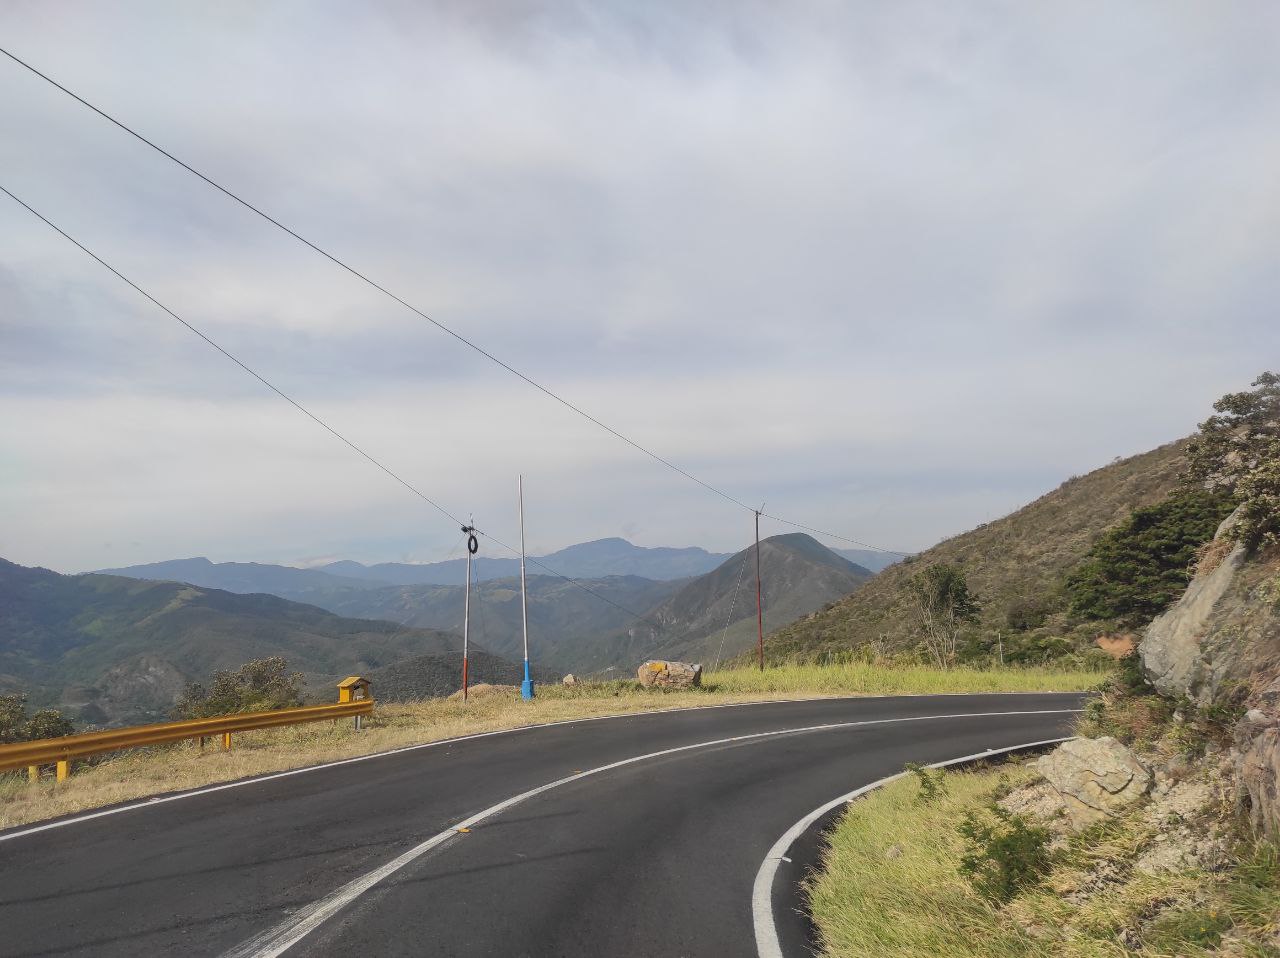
1036;736;1152;827
1139;511;1250;702
1137;508;1280;835
637;660;702;689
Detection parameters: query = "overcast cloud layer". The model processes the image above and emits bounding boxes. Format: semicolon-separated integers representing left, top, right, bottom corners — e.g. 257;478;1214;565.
1;1;1277;573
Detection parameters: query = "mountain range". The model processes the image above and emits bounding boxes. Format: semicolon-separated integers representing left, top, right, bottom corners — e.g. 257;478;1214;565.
0;559;460;726
98;534;872;675
98;537;898;594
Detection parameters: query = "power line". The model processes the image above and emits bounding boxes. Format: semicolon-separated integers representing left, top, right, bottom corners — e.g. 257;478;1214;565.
0;182;465;531
0;175;687;649
0;45;908;558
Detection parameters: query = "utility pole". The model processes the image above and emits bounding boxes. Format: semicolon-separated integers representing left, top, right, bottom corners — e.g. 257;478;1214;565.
518;475;534;700
462;519;478;703
755;508;764;672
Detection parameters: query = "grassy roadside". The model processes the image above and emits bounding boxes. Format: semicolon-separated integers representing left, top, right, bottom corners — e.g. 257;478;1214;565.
0;662;1104;832
808;763;1278;958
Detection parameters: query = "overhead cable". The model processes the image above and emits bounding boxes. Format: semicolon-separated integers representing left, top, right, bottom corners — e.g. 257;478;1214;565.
0;45;908;558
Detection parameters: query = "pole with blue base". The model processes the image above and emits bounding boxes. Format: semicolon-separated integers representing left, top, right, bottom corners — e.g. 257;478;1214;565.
518;475;535;700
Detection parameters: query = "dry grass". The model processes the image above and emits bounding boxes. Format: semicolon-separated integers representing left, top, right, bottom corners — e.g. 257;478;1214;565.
0;662;1103;831
809;764;1279;958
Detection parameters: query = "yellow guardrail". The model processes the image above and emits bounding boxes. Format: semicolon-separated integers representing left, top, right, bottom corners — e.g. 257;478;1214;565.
1;677;374;783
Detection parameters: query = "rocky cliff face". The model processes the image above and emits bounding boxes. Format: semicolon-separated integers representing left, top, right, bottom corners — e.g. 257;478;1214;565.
1138;509;1280;834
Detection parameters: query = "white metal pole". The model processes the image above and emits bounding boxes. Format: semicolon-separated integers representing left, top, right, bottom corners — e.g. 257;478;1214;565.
519;476;534;700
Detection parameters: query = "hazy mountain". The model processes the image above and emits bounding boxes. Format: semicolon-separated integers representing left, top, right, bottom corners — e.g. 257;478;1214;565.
766;440;1190;662
97;556;390;597
834;549;901;573
318;538;729;585
555;534;873;674
309;574;684;671
0;558;466;726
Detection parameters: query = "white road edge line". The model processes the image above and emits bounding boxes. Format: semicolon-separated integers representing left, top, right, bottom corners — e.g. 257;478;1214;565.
221;710;1079;958
0;691;1086;844
750;735;1076;958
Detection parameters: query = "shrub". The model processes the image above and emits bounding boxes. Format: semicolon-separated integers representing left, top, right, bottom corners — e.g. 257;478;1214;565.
901;564;981;669
957;802;1052;902
172;656;304;720
1064;488;1234;626
0;693;75;743
1186;371;1280;549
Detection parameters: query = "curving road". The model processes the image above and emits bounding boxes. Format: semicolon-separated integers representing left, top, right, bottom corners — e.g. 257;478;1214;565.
0;693;1084;957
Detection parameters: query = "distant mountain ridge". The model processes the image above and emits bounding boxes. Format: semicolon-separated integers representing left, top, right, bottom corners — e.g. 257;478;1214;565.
316;538;730;585
551;534;874;673
308;573;686;670
0;558;471;726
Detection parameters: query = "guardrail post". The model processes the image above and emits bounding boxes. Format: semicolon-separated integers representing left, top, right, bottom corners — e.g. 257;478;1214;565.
221;732;231;751
56;760;69;782
27;765;39;783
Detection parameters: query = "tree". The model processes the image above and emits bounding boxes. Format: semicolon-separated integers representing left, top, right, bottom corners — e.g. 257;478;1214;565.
1064;488;1235;626
902;564;981;669
172;657;304;720
0;693;75;744
1186;371;1280;548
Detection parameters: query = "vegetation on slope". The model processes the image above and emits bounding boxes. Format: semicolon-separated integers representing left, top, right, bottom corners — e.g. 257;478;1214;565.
1063;488;1234;626
808;764;1279;958
0;559;462;725
765;440;1190;664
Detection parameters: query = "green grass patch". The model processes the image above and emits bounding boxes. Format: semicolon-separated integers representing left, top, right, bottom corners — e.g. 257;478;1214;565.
703;660;1107;696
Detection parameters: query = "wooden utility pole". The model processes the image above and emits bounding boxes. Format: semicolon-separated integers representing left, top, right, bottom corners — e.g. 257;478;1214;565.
755;509;764;671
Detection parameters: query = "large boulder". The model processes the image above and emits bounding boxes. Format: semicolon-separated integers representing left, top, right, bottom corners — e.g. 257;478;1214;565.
1139;509;1249;703
637;660;702;689
1037;736;1151;827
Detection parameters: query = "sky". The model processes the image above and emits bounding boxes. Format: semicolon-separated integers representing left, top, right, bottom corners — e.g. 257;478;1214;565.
1;1;1277;574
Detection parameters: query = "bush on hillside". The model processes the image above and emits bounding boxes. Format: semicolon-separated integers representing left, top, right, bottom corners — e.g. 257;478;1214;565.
1063;487;1234;627
901;564;981;669
1186;371;1280;549
0;693;75;743
172;656;304;720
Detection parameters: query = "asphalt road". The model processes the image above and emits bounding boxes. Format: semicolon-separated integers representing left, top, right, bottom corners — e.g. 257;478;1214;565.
0;693;1084;957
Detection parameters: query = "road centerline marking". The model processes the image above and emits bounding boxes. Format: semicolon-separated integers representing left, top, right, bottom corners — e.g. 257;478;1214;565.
220;710;1079;958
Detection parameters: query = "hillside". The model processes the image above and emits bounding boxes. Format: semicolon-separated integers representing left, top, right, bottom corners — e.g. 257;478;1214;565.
557;533;872;673
0;558;464;726
311;574;684;670
764;440;1189;662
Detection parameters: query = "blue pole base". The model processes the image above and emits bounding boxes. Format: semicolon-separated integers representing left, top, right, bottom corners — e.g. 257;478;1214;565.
521;659;535;700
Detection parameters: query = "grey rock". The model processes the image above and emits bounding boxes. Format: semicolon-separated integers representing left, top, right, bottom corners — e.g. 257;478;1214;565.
1139;510;1248;700
1037;736;1151;827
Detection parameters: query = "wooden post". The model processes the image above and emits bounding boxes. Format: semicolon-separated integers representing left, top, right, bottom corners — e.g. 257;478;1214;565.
755;509;764;671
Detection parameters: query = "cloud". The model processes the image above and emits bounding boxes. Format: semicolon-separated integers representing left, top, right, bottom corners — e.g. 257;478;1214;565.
0;1;1277;571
